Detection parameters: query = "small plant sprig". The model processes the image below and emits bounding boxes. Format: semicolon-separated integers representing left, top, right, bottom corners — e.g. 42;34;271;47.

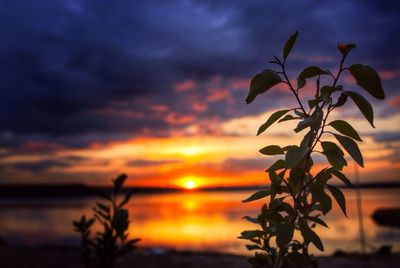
73;174;140;268
239;32;385;268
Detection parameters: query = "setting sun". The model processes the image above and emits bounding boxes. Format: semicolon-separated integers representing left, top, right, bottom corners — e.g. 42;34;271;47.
184;179;196;189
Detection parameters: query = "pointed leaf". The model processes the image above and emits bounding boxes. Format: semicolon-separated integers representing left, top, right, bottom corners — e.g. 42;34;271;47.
246;70;282;104
242;190;271;203
329;120;362;141
276;223;294;248
347;91;374;127
308;216;329;228
321;141;347;170
113;173;127;193
278;114;299;123
285;146;309;168
327;184;347;217
118;192;133;208
283;31;298;60
334;134;364;167
298;66;329;80
238;230;265;240
259;145;284;155
329;168;354;188
257;110;290;135
266;159;286;172
299;220;324;251
349;64;385;99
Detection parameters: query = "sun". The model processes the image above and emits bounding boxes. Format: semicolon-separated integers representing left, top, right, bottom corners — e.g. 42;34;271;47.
184;179;197;190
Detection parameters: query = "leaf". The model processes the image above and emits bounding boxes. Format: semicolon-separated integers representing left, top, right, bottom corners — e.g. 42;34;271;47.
329;120;362;141
278;114;299;123
308;216;329;228
257;110;290;135
320;86;337;97
266;159;286;172
259;145;284;155
297;77;306;89
347;91;374;127
246;244;262;251
349;64;385;99
298;66;329;80
242;190;271;203
118;192;133;208
276;223;294;248
329;168;354;188
294;117;313;133
310;183;332;215
113;173;127;193
299;220;324;251
238;230;265;240
246;70;282;104
334;134;364;167
327;184;347;217
334;93;348;107
283;31;298;60
242;216;259;224
321;141;347;170
285;146;309;168
96;202;110;214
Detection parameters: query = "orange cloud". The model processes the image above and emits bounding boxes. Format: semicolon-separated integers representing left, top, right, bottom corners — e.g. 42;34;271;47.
174;80;195;92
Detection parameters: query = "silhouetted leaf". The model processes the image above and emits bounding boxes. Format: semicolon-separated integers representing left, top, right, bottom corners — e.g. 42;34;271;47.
327;184;347;217
118;192;133;208
242;190;271;203
349;64;385;99
242;216;259;224
259;145;284;155
285;146;309;168
266;159;286;172
239;230;265;239
329;168;354;188
283;31;298;60
257;110;290;135
276;223;294;248
246;244;262;250
334;93;347;107
96;202;110;214
113;174;127;193
334;134;364;167
246;70;282;104
299;220;324;251
308;216;329;228
321;141;347;170
329;120;362;141
278;114;299;123
347;91;374;127
298;66;329;80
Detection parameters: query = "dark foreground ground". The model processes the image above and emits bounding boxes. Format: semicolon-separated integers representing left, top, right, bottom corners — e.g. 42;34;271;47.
0;246;399;268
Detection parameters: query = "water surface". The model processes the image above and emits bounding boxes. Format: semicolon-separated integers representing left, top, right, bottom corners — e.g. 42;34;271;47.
1;188;399;255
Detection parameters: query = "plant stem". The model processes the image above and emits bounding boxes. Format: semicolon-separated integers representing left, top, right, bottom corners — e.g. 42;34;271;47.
281;63;307;115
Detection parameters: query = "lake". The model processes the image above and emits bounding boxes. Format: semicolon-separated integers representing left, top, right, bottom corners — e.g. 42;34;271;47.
0;188;399;255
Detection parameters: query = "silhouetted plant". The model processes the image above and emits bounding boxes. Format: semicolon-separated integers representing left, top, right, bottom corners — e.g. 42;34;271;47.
239;32;385;268
73;174;140;268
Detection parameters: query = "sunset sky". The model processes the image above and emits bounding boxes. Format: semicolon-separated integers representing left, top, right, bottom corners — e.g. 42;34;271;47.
0;1;399;187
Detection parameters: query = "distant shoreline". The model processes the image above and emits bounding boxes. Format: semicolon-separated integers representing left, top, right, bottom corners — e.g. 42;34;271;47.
0;181;399;199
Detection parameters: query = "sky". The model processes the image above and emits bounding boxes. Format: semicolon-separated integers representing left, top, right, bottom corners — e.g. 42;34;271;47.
0;0;399;187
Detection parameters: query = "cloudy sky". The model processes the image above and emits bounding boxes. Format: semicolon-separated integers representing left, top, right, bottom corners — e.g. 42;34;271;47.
0;0;399;187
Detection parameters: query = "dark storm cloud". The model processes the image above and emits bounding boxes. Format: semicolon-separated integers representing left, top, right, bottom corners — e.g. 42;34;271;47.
0;0;399;150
